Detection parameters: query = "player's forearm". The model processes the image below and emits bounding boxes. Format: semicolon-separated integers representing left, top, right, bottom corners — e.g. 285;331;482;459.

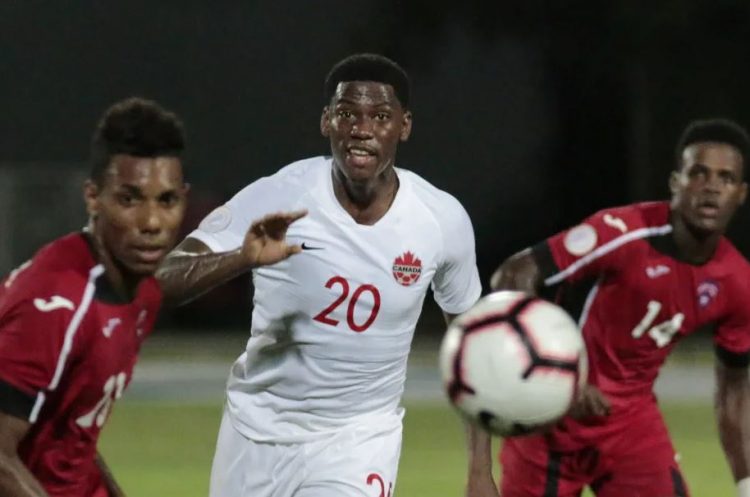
465;423;493;475
156;249;252;306
715;365;750;482
0;454;49;497
95;453;125;497
464;423;498;497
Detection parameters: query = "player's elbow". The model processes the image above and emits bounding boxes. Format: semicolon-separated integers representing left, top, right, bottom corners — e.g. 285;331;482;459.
490;248;540;294
489;263;511;291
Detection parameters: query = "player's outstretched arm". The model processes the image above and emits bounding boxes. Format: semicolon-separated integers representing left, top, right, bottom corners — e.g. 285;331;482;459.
0;411;49;497
489;248;542;295
157;210;307;306
95;453;125;497
715;359;750;494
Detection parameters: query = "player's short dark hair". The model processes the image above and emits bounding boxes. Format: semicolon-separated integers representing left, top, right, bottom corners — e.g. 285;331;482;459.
90;97;185;185
324;53;410;109
675;118;750;175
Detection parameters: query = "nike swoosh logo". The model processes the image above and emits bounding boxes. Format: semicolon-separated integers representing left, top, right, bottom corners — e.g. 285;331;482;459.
301;242;323;250
34;296;75;312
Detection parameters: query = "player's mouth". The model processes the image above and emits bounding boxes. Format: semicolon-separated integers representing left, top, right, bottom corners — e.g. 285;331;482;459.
345;145;378;168
695;199;721;218
131;245;167;263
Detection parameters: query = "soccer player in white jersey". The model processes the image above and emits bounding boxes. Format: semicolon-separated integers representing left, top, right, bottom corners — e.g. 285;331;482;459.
157;53;482;497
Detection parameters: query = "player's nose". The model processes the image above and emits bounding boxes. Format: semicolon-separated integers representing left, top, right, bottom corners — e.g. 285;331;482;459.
351;117;374;138
138;204;163;234
703;174;722;194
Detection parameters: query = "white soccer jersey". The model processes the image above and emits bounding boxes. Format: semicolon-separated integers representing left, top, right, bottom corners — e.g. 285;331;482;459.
190;156;481;442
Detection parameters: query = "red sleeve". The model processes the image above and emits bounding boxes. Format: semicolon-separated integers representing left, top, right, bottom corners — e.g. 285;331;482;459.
714;278;750;368
0;268;87;397
532;206;666;287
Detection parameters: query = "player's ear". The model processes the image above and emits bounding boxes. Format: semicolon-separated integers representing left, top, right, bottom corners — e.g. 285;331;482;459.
320;106;331;137
400;110;413;142
83;179;100;218
739;181;747;206
668;171;681;195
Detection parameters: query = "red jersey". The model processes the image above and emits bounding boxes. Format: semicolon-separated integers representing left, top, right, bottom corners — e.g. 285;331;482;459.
533;201;750;447
0;233;162;496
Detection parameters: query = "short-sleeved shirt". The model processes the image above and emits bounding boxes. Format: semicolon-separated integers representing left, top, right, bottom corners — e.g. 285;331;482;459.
532;201;750;447
190;156;482;442
0;233;161;496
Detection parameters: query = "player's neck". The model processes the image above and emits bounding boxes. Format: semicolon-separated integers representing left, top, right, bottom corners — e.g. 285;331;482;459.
670;213;722;264
104;261;143;301
85;226;142;300
332;167;399;225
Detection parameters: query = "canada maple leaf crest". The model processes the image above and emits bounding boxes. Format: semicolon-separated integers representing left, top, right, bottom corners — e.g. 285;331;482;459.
392;251;422;286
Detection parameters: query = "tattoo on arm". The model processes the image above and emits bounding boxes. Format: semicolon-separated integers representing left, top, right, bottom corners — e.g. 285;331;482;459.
156;238;251;307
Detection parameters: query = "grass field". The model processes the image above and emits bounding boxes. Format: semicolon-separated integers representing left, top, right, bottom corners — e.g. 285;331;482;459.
100;400;731;496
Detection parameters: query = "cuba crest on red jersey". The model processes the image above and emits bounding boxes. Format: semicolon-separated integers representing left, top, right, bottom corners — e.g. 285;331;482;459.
392;251;422;286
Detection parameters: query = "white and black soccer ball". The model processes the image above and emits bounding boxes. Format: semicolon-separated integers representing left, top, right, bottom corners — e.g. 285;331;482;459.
439;290;588;437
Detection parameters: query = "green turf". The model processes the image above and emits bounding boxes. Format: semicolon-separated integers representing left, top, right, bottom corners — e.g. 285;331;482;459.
99;400;732;496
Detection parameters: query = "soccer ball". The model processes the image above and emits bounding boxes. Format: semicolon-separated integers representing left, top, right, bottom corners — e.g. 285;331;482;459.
439;291;587;437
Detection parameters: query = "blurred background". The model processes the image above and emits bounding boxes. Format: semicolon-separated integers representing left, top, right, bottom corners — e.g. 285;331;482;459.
5;0;750;324
2;1;749;495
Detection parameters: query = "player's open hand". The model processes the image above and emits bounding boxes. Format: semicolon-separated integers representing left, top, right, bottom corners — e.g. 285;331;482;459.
569;384;611;419
242;210;308;267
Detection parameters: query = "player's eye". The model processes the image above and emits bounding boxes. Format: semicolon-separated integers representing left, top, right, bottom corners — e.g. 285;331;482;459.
337;110;353;119
159;193;179;207
720;172;737;184
375;112;391;121
117;193;137;206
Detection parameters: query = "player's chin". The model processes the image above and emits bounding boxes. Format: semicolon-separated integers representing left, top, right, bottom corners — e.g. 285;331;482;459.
343;156;382;176
343;166;378;184
124;259;161;276
688;215;725;234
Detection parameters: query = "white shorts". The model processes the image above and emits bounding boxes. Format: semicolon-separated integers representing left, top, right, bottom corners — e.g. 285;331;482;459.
209;408;404;497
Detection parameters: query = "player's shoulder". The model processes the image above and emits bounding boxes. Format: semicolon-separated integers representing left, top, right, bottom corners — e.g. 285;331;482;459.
267;156;328;184
3;233;94;294
398;167;468;218
549;202;670;259
715;238;750;277
229;156;327;207
710;240;750;319
0;233;96;306
586;201;670;233
34;233;96;273
257;156;329;190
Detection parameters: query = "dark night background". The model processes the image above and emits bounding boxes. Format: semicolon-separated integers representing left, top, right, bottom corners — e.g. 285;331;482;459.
2;0;750;329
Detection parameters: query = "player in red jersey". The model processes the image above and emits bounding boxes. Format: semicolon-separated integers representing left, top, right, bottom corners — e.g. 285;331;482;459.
0;97;191;497
467;118;750;497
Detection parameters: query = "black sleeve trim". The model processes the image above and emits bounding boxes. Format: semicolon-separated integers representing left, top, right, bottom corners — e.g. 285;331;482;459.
715;344;750;369
0;379;36;420
531;241;559;286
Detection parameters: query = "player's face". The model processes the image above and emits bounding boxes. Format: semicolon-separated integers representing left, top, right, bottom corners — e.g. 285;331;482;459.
84;154;188;276
321;81;412;183
670;142;747;235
